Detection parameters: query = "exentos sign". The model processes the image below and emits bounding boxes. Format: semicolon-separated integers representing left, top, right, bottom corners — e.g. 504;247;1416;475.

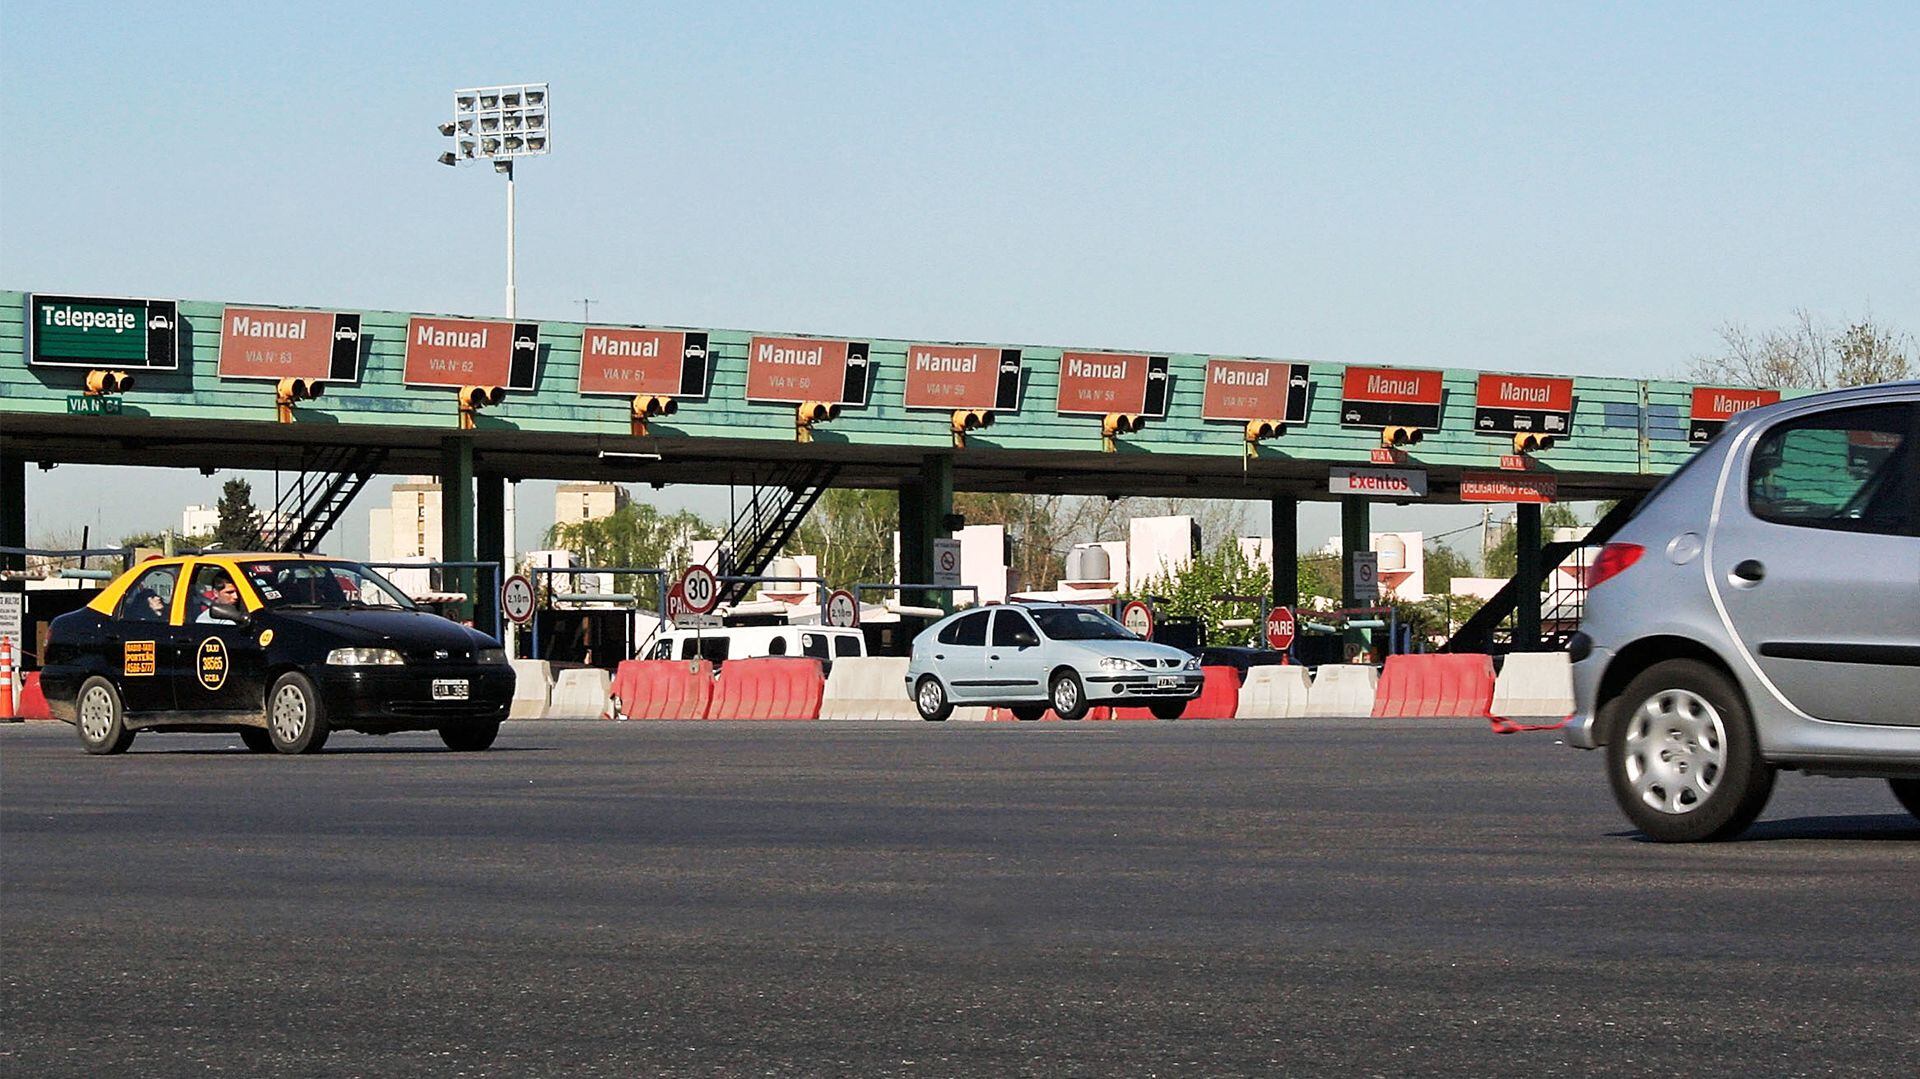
1328;466;1428;498
1474;373;1572;438
578;328;708;398
217;307;361;382
1055;351;1169;417
1339;366;1443;429
27;293;179;371
745;336;870;405
403;317;540;389
1201;359;1310;425
1689;386;1780;443
904;344;1022;412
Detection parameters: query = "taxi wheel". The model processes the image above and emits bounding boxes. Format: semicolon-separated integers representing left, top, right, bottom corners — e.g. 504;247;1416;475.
75;677;135;755
1010;705;1046;722
1605;659;1773;842
914;677;952;722
238;727;275;753
440;721;500;752
1149;701;1186;721
1890;779;1920;822
267;672;331;755
1049;671;1090;721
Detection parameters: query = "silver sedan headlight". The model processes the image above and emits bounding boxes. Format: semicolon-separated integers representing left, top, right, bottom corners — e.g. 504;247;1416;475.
326;647;405;666
1184;656;1201;670
1099;656;1146;672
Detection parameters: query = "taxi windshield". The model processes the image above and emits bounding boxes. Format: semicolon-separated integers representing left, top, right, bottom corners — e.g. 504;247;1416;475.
1032;608;1137;641
237;561;417;611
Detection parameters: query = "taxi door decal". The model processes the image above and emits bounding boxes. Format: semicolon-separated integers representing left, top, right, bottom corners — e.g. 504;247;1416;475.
197;637;230;691
123;641;156;677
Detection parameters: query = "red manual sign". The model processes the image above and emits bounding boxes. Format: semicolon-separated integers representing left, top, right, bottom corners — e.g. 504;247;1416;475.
1056;351;1169;417
745;336;869;405
904;343;1021;411
217;306;361;382
404;316;539;389
1688;386;1780;442
578;328;708;398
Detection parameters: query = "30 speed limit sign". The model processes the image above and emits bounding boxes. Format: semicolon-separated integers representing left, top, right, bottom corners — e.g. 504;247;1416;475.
679;565;719;615
824;589;859;629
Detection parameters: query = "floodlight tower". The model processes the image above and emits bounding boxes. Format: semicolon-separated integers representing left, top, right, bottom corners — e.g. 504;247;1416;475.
437;82;550;319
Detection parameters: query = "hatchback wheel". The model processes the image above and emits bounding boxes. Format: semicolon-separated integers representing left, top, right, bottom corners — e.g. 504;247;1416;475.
1605;659;1773;842
267;672;330;755
1049;671;1089;721
915;676;953;722
1890;779;1920;822
75;677;134;755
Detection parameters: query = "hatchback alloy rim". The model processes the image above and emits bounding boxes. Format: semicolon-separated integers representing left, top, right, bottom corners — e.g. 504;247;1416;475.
918;681;942;715
1054;679;1077;713
1622;688;1727;815
80;686;113;742
272;686;308;742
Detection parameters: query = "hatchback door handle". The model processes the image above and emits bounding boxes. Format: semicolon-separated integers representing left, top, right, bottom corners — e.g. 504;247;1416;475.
934;653;945;661
1732;559;1766;584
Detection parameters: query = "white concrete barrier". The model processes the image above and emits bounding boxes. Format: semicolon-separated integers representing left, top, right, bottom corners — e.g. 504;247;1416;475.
548;667;615;719
1492;652;1576;720
1237;665;1313;719
1305;664;1380;718
820;658;918;721
508;659;554;720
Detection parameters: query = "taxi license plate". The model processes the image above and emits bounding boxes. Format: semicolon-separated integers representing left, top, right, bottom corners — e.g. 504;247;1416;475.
1156;676;1180;689
432;679;470;700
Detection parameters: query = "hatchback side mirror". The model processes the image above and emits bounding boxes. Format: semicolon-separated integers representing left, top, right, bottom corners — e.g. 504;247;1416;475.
209;603;251;625
1013;631;1039;648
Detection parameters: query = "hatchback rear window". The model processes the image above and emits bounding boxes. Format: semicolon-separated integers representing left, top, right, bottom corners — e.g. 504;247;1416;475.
1747;403;1912;534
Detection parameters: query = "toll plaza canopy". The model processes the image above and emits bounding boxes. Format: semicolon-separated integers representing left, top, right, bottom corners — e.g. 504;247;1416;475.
0;288;1792;501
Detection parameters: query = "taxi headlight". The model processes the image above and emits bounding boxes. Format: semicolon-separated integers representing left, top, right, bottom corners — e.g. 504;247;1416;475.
477;647;508;665
1099;656;1145;672
326;647;405;666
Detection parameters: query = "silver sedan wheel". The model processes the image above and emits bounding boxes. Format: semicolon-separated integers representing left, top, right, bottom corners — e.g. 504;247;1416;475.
271;683;310;743
917;679;944;715
1052;676;1079;715
79;684;115;743
1621;688;1727;815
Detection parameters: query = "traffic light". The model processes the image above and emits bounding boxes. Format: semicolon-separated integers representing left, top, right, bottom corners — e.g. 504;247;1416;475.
1382;425;1423;448
950;408;993;448
84;370;134;396
630;394;677;436
796;400;840;443
1512;431;1556;454
458;385;505;430
1243;418;1281;456
275;377;324;423
1102;412;1144;452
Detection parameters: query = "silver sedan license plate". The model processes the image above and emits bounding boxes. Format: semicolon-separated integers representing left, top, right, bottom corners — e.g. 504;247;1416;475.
432;679;470;700
1157;676;1179;689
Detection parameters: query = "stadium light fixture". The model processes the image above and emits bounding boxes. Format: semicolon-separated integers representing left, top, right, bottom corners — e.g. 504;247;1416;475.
435;81;551;319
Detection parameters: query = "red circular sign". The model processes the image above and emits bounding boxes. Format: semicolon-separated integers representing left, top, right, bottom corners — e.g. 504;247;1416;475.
1120;600;1154;640
500;574;535;625
1264;606;1296;651
679;565;719;615
824;589;859;629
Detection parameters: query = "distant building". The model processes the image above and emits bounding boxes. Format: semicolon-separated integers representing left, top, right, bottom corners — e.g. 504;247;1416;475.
181;504;218;537
553;483;630;530
368;477;442;563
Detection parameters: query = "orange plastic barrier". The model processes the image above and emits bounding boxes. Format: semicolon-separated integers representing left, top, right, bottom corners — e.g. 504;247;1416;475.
19;673;54;721
1370;654;1496;718
1113;665;1240;720
707;658;824;720
610;659;715;720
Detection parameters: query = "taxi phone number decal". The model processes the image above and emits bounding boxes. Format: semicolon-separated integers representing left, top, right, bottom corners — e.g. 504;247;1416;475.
123;640;156;677
198;637;230;691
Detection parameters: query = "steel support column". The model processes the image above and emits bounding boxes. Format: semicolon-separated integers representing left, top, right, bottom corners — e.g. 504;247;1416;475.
1514;502;1543;649
897;455;954;611
1339;496;1370;609
439;437;475;624
1270;496;1299;609
475;471;505;638
0;451;24;574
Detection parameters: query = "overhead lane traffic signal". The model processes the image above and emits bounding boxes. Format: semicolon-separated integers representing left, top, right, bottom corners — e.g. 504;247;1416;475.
1243;418;1283;457
458;385;505;430
275;377;324;423
796;400;840;443
631;394;677;437
84;370;134;396
1512;431;1556;455
1102;412;1144;452
950;408;993;448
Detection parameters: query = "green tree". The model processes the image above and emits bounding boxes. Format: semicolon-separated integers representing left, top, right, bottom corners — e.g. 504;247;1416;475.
212;479;262;550
788;488;897;588
1484;504;1582;579
1125;539;1273;646
544;501;715;596
1422;541;1474;593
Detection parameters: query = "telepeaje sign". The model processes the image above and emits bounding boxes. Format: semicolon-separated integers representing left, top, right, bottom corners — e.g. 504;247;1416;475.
27;294;179;371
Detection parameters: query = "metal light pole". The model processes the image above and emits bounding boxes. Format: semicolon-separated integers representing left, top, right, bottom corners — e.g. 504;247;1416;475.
437;83;549;648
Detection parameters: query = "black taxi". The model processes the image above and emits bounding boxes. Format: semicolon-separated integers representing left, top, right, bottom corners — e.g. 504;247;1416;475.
39;554;515;754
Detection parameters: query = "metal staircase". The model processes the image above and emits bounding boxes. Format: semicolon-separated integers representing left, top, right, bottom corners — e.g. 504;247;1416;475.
1442;495;1641;654
712;461;841;603
255;445;388;553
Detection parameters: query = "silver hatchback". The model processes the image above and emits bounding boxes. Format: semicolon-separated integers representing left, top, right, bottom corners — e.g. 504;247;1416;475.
1566;380;1920;841
906;603;1204;721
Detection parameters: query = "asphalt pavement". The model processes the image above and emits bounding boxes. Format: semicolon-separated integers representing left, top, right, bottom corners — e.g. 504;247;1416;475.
4;718;1917;1077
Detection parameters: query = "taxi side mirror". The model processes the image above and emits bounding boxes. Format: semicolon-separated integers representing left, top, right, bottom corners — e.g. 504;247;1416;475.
209;603;251;625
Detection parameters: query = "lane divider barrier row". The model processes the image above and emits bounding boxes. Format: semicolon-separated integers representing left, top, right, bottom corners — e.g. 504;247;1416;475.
1371;653;1497;718
1303;664;1380;718
1236;665;1312;719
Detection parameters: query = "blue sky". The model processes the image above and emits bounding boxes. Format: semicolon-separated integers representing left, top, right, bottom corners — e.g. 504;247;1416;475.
4;2;1916;554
